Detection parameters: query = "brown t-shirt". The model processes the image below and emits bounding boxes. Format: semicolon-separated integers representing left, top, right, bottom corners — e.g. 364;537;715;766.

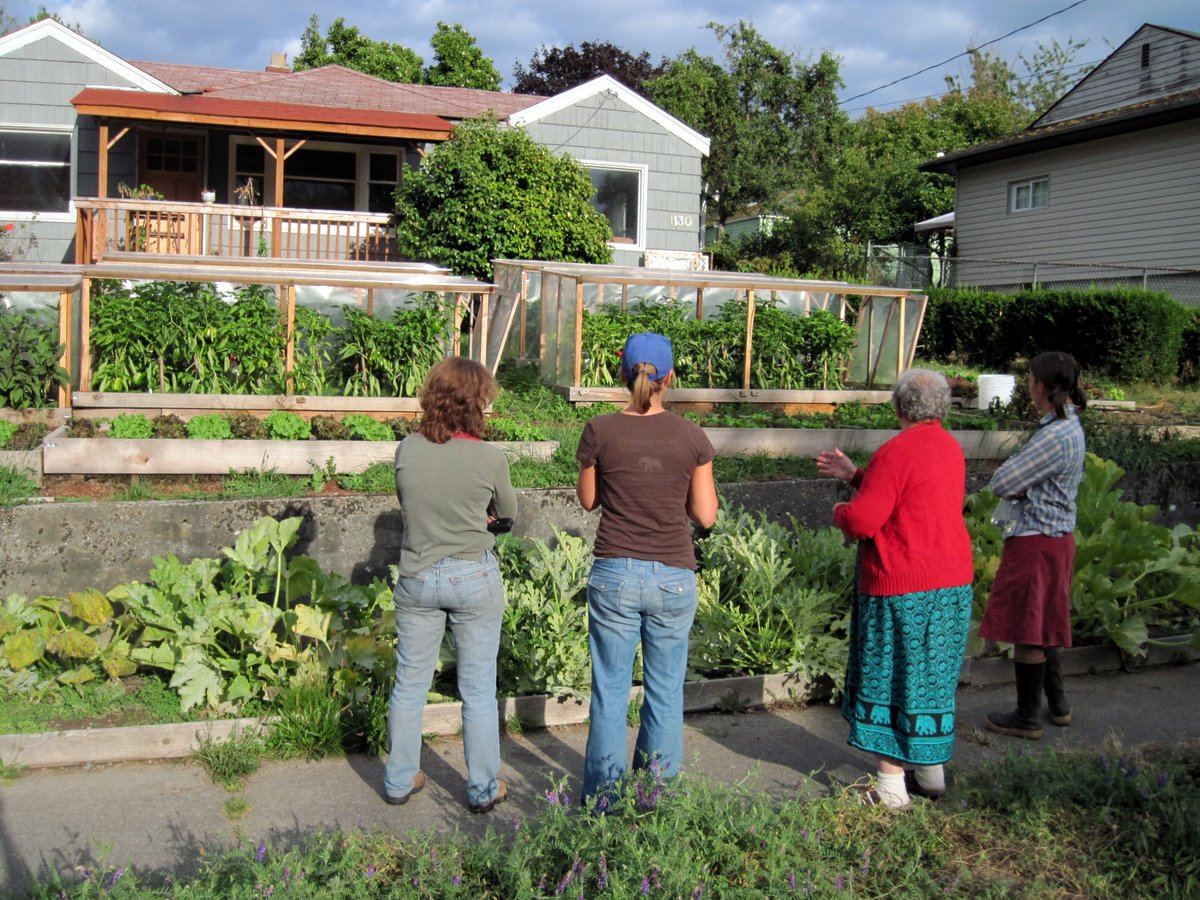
576;411;716;570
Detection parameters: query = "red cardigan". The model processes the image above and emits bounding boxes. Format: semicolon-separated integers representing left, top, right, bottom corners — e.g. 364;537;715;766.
834;421;974;596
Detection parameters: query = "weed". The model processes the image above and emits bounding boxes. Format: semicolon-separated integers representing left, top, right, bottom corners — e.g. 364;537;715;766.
265;678;345;760
337;461;394;493
626;696;642;728
194;725;265;790
224;795;250;820
505;714;525;735
0;756;23;782
0;464;38;506
113;477;158;502
221;468;308;499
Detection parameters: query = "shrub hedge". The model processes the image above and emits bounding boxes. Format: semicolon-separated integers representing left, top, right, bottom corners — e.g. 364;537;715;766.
921;286;1191;382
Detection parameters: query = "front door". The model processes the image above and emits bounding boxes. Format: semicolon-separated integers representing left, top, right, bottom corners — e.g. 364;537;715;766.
139;133;204;201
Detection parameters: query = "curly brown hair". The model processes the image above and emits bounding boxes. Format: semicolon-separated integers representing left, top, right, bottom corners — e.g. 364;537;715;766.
418;357;499;443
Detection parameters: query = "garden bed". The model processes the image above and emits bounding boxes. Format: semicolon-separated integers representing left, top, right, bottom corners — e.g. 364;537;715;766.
5;637;1197;769
40;426;557;475
700;427;1025;459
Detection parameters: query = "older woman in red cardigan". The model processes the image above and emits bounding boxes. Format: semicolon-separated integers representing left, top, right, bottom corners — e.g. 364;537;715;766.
817;368;974;809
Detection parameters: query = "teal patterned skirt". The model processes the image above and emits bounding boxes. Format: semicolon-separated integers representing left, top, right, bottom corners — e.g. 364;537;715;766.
842;584;973;765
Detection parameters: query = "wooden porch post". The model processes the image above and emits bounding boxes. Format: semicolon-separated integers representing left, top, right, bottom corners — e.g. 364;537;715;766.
57;287;72;408
97;122;109;199
79;277;92;390
272;137;285;258
742;289;756;391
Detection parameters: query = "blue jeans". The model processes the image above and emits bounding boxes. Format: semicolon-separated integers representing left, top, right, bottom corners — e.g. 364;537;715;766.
385;552;505;807
582;557;698;802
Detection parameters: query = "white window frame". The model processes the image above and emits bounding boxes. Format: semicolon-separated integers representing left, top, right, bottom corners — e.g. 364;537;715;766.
1008;176;1049;213
0;123;74;222
581;160;647;251
228;137;404;212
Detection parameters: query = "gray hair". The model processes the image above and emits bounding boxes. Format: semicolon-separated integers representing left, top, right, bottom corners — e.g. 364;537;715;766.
892;368;951;423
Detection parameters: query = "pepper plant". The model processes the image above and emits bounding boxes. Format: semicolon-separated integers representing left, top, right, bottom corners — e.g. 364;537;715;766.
0;310;68;409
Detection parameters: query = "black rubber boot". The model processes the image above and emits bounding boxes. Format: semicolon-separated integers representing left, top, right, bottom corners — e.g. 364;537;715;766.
985;660;1045;740
1044;647;1072;726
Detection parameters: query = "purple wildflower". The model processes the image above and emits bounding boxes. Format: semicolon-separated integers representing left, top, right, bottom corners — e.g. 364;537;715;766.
861;851;871;875
106;868;124;889
1157;772;1170;789
835;875;846;890
366;865;376;879
513;816;523;831
651;866;661;887
454;873;462;886
412;877;420;888
283;867;291;885
598;853;609;889
264;886;275;898
641;874;651;894
788;870;797;891
692;880;705;898
545;788;562;806
256;840;267;863
800;828;809;840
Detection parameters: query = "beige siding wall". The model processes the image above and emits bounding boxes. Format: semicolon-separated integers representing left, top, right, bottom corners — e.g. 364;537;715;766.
1040;26;1200;126
954;119;1200;269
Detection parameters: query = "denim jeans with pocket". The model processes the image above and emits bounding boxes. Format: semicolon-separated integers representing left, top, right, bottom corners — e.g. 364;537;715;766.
385;552;505;807
581;556;698;802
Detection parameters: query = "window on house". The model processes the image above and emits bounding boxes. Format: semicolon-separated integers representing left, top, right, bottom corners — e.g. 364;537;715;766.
0;128;71;213
230;140;404;211
1009;177;1049;213
585;163;645;246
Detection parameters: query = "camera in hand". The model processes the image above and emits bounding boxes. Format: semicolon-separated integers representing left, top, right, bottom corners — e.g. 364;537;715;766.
487;517;514;534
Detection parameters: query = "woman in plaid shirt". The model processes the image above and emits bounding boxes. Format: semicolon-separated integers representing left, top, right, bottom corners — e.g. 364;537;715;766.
980;352;1087;740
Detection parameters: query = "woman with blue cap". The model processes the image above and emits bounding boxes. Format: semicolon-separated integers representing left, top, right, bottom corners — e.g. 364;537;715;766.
575;331;719;806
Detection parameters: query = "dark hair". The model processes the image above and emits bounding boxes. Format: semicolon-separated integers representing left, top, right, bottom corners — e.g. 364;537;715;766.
418;357;499;443
1030;351;1086;419
625;363;667;413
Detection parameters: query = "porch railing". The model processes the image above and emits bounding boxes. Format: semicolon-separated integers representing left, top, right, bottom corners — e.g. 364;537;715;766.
75;199;397;264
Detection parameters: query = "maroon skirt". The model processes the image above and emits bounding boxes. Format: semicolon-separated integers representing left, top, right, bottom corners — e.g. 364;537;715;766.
979;533;1075;648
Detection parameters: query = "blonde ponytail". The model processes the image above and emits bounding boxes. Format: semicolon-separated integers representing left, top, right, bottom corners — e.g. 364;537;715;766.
626;363;665;412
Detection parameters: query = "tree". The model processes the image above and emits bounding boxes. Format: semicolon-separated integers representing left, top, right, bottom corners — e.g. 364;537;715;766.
512;41;664;95
293;15;423;83
646;21;844;237
394;116;612;280
424;22;501;90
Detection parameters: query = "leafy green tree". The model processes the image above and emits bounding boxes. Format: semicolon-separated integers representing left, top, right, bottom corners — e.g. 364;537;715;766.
393;116;612;280
646;21;844;238
293;14;423;83
424;22;500;90
513;41;664;95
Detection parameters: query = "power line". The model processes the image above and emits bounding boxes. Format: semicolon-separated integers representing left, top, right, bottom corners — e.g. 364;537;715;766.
838;0;1091;105
842;58;1102;114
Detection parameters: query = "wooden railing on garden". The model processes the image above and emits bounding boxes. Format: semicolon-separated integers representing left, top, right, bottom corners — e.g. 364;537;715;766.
75;198;397;264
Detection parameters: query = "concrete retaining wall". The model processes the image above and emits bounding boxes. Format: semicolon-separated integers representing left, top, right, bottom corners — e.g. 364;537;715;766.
1;468;1197;598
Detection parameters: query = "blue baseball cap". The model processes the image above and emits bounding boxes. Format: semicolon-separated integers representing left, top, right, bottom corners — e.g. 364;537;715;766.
621;332;673;382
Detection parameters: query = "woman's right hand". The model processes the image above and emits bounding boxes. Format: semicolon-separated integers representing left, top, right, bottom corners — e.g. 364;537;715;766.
816;448;857;483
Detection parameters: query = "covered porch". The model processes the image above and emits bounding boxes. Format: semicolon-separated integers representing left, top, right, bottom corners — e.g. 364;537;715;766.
70;86;453;264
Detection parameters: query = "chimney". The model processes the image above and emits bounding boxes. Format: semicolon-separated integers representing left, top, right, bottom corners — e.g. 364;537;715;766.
266;52;289;73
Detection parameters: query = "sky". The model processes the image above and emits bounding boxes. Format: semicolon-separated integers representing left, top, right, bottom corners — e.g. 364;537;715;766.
8;0;1200;114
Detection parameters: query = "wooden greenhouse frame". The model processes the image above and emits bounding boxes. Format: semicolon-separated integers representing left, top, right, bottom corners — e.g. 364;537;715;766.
0;257;499;418
491;260;926;403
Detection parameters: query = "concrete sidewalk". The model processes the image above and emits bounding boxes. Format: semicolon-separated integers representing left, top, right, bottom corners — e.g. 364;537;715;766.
2;663;1198;897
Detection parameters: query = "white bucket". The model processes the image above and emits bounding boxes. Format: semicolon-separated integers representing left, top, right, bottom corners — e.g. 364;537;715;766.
976;374;1016;410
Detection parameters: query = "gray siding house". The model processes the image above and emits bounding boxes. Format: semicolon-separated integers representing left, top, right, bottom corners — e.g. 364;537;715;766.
920;24;1200;301
0;20;709;268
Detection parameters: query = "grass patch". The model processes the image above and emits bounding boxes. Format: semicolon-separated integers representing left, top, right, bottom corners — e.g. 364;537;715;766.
0;464;39;506
35;740;1200;897
223;795;250;821
0;674;190;734
264;678;346;760
193;725;266;790
221;468;310;499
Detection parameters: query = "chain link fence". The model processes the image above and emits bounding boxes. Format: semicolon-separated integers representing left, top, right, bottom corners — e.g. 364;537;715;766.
867;245;1200;307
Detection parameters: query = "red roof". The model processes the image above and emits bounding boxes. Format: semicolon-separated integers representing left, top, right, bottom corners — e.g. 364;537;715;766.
71;87;454;139
127;60;545;121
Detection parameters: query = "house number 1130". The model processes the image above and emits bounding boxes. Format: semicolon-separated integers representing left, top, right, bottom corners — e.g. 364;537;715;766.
670;214;694;227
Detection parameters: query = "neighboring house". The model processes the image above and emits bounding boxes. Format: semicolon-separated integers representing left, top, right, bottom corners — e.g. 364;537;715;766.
703;203;787;244
919;23;1200;300
0;19;709;267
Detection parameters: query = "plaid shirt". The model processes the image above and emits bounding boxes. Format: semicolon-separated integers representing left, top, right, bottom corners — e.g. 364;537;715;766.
989;408;1086;536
